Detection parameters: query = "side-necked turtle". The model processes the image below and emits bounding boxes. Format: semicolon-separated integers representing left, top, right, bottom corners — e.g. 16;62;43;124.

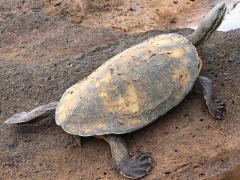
5;3;227;179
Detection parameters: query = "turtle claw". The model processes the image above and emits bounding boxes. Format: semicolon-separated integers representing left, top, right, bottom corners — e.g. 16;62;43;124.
118;153;151;179
207;98;226;119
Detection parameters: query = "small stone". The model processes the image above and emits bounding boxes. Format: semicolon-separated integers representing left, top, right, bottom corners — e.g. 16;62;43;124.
173;0;178;4
170;17;177;23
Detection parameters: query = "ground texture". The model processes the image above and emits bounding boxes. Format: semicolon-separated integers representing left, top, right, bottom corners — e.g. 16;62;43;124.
0;1;240;180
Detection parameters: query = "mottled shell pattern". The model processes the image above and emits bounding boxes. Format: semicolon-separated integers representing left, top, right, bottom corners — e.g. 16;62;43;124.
55;33;202;136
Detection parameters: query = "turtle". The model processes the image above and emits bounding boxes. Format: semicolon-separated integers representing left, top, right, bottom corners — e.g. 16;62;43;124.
5;3;227;179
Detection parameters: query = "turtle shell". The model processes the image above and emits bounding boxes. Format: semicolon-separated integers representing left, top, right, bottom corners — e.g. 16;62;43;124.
55;33;201;136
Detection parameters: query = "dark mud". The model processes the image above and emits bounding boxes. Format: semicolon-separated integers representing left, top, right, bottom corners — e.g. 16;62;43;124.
0;26;240;179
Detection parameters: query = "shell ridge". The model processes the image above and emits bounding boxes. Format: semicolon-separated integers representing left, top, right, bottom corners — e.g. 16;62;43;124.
55;33;199;136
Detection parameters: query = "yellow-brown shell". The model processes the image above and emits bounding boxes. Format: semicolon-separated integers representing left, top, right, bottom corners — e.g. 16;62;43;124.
55;33;201;136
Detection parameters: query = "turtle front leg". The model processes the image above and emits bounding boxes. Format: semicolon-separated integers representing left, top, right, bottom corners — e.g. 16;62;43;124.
100;135;151;179
196;76;226;119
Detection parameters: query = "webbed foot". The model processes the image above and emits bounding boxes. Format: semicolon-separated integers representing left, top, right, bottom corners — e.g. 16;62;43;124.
103;135;152;179
196;76;226;119
206;97;226;119
118;153;151;179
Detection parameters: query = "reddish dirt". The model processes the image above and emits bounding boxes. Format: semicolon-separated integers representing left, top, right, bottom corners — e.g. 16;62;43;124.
2;0;226;32
0;0;233;65
0;0;240;180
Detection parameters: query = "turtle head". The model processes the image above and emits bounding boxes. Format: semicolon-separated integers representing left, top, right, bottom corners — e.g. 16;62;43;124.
188;3;227;47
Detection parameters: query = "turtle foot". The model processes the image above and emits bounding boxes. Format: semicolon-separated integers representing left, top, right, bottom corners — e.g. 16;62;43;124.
207;97;226;119
118;153;151;179
70;135;81;148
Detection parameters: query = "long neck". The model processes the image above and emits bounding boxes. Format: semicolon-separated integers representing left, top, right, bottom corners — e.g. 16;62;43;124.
187;16;224;47
187;3;226;47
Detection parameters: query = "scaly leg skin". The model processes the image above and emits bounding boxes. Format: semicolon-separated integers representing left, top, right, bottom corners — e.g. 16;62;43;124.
100;135;151;179
71;135;82;148
196;76;226;119
4;102;58;124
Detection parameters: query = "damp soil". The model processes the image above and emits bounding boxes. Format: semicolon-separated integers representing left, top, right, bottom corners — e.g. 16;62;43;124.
1;1;240;180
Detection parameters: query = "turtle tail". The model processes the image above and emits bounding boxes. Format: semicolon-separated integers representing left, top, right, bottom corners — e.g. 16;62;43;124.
4;101;58;124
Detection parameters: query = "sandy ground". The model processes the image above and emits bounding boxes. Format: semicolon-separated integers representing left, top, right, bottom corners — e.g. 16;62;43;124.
0;0;240;180
0;0;234;64
0;0;234;33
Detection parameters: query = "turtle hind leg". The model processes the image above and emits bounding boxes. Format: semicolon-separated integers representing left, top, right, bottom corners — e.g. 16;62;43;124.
118;152;151;179
4;101;58;124
196;76;226;119
100;135;151;179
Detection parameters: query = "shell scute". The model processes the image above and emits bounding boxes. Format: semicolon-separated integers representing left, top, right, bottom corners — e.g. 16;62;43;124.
55;33;200;136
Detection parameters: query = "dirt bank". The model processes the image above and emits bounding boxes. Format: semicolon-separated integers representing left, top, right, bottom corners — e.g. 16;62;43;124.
1;0;240;179
1;26;240;179
0;0;233;65
0;0;231;33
